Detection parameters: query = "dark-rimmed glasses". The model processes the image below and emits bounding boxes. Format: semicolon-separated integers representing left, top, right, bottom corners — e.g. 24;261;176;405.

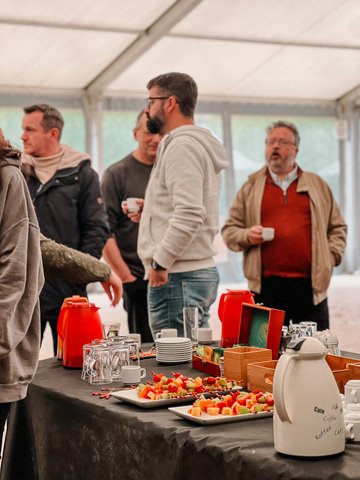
146;96;170;107
265;138;296;146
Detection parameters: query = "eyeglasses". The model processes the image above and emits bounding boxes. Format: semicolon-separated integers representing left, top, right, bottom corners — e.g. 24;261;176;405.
265;138;296;146
146;96;170;107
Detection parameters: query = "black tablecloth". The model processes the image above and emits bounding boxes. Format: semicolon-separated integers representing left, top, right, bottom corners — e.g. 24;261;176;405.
1;356;360;480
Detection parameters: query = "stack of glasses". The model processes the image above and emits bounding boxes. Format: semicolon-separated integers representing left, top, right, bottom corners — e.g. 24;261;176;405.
81;336;140;385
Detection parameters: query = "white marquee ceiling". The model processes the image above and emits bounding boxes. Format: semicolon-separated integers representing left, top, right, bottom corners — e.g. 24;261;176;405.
1;0;360;104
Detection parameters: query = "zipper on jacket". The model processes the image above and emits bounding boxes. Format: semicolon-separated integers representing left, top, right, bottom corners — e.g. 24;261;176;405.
32;162;84;198
283;190;288;204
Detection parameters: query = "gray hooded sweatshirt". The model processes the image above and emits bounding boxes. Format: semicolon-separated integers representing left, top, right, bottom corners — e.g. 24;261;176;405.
0;154;44;402
138;125;228;274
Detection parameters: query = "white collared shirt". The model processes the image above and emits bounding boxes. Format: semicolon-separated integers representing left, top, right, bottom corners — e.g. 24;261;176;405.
269;165;298;194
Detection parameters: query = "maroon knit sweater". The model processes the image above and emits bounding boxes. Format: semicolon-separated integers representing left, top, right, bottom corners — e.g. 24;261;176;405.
261;172;312;278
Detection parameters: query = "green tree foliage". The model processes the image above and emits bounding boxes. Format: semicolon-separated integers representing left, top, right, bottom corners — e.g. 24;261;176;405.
103;111;138;167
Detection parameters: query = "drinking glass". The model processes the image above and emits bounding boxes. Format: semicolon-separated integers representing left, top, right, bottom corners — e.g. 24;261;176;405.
289;323;309;338
183;307;199;346
110;344;130;380
300;321;317;336
81;343;97;381
103;322;121;339
123;338;140;366
88;345;113;385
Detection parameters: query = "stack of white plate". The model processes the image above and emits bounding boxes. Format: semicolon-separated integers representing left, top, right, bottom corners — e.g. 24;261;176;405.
155;337;193;364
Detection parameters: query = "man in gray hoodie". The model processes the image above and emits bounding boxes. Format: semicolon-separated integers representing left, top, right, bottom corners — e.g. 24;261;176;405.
137;72;228;337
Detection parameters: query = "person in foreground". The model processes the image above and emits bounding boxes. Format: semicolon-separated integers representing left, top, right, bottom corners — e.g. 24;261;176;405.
0;129;44;453
222;120;347;329
102;110;161;341
137;72;228;336
40;234;122;306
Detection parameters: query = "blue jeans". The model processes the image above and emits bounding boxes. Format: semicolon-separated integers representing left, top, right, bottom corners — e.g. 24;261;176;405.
147;267;219;337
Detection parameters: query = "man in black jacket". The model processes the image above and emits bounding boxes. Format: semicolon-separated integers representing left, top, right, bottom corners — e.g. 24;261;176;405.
21;104;109;354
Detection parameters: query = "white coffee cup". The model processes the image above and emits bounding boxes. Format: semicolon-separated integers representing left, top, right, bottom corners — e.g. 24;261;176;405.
345;380;360;405
345;411;360;442
120;365;146;385
126;197;141;212
156;328;178;339
346;403;360;413
198;328;213;343
262;227;275;241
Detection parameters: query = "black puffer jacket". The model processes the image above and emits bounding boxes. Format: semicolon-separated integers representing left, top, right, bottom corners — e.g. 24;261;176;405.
25;157;109;321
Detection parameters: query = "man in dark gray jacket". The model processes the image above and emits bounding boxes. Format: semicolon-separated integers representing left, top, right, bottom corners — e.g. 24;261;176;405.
21;104;109;354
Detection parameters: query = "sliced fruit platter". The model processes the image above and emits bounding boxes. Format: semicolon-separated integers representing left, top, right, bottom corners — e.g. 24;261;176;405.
187;389;274;416
137;372;243;401
169;389;274;425
111;372;243;408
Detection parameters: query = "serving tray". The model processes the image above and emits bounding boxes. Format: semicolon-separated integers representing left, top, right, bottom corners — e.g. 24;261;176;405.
168;405;273;425
111;386;242;409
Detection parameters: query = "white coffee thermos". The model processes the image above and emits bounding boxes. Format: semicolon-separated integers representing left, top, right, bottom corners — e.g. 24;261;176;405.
273;337;345;456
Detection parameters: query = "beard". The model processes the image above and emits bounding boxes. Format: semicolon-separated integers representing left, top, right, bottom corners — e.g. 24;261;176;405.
146;112;164;135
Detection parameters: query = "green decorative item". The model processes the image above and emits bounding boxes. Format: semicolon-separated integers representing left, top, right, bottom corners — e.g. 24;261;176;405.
248;310;269;349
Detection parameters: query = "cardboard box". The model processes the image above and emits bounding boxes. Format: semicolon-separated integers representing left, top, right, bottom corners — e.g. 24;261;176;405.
348;363;360;380
247;360;278;392
224;346;272;384
246;354;360;394
325;354;360;393
238;303;284;359
192;355;221;377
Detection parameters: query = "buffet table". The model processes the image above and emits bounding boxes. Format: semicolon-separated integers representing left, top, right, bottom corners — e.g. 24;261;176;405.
1;356;360;480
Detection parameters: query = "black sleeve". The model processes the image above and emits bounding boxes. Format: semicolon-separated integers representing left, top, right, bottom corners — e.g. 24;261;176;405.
101;167;125;234
77;163;110;258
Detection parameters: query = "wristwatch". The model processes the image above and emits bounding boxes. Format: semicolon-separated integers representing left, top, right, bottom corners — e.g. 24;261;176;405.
151;259;166;271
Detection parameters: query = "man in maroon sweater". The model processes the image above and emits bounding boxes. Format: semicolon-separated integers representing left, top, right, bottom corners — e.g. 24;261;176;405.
222;120;347;330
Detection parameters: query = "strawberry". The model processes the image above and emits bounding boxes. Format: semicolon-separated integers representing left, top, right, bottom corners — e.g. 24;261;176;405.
205;376;216;385
215;401;227;413
195;385;205;394
168;383;178;393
